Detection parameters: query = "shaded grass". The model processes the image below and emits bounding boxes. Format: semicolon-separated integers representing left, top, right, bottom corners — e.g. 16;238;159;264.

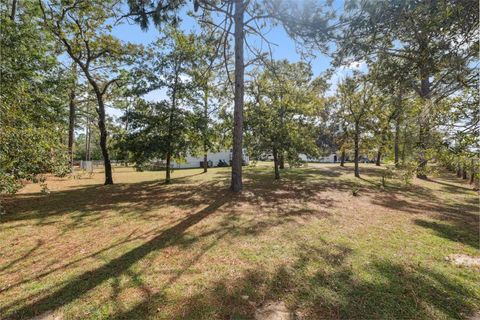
0;163;479;319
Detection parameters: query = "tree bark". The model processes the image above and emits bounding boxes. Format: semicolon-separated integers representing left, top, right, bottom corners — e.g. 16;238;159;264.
68;67;76;169
375;148;381;166
165;151;171;183
82;65;113;184
354;121;360;178
231;0;245;192
462;165;468;179
166;73;178;184
340;148;345;167
123;107;129;166
470;159;475;184
68;92;75;168
203;89;208;173
416;73;431;179
279;152;285;169
85;117;89;161
457;166;462;178
394;117;400;168
273;146;280;180
94;91;113;185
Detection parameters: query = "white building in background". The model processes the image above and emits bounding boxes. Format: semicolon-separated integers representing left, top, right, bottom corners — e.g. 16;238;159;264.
170;149;249;169
299;153;339;163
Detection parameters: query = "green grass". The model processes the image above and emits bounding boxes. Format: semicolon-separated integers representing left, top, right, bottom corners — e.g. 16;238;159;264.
0;163;479;319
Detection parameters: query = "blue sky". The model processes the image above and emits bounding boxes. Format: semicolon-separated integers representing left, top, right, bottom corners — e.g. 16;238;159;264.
108;1;362;117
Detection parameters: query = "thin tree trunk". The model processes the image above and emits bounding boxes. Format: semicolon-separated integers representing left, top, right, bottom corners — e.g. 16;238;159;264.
462;165;468;179
273;146;280;180
68;92;75;169
457;166;462;178
416;73;431;179
94;92;113;185
86;117;91;161
123;110;129;166
82;67;113;184
340;148;345;167
470;159;475;184
68;67;76;169
401;125;407;166
166;76;178;184
203;89;208;173
354;121;360;178
231;0;245;192
394;117;400;168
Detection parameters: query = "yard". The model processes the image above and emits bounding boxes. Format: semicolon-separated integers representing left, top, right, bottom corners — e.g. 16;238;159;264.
1;163;479;319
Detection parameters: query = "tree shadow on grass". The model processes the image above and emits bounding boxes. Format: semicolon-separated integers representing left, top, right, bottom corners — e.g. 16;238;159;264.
427;178;476;194
1;170;343;319
2;192;231;319
110;240;479;320
2;166;478;319
414;219;479;249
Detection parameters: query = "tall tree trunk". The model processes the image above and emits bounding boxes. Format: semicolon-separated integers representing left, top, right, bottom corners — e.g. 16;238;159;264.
94;92;113;185
231;0;245;192
462;165;468;179
85;118;89;161
394;117;400;168
82;66;113;184
68;90;75;169
279;152;285;169
273;146;280;180
457;166;462;178
470;159;475;184
68;65;77;170
401;125;407;166
354;121;360;178
123;108;129;166
203;89;208;173
340;148;345;167
416;73;431;179
166;76;178;184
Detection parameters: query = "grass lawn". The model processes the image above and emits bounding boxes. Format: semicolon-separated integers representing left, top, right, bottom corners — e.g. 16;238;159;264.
1;163;479;319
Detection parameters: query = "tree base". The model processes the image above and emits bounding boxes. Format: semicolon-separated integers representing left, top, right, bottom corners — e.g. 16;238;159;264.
416;174;427;180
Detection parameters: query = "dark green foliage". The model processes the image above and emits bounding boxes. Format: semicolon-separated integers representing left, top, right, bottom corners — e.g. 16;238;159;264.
0;3;70;194
123;100;193;167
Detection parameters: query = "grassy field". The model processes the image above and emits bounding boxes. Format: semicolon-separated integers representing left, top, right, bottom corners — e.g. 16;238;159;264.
0;163;479;319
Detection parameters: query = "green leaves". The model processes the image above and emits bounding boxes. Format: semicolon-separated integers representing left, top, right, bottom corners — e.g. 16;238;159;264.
246;60;322;169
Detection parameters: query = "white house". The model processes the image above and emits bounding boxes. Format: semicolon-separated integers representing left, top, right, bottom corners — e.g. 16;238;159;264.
299;153;339;163
170;149;249;169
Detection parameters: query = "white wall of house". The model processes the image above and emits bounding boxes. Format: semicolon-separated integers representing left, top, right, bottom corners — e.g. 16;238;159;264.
299;153;338;163
171;149;249;169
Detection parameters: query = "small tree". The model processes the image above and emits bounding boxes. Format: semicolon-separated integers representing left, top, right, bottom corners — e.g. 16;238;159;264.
337;75;373;178
127;28;196;183
246;60;321;179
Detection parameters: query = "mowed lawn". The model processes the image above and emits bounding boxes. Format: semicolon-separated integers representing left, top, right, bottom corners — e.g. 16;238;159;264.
0;163;479;320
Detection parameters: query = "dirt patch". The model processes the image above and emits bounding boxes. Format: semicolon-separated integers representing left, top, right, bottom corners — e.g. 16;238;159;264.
254;301;293;320
445;254;480;267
